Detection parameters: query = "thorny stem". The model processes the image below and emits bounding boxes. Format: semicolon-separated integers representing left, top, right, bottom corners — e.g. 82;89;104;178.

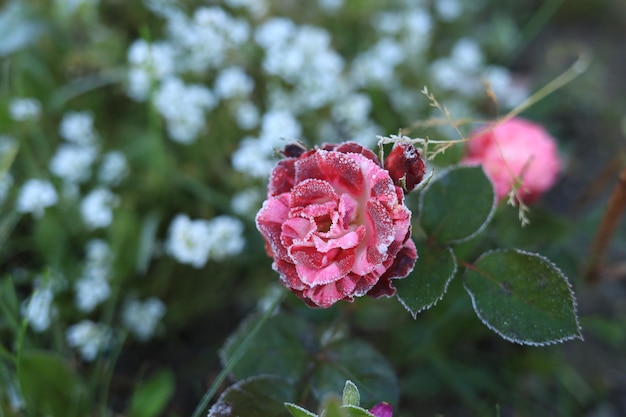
586;165;626;283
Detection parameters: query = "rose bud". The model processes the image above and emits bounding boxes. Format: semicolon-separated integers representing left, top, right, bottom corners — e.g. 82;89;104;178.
256;142;417;308
370;402;393;417
384;142;426;192
461;117;561;204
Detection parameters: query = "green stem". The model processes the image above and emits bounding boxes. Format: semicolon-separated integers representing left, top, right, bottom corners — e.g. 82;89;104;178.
190;288;286;417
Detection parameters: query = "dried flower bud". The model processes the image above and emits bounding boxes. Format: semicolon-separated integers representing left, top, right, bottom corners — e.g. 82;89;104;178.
385;142;426;192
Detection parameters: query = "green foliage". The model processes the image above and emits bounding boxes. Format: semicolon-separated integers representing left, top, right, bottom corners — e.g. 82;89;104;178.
221;312;398;406
463;249;582;345
342;380;360;407
395;242;457;317
207;375;295;417
418;166;496;244
127;369;175;417
18;350;86;417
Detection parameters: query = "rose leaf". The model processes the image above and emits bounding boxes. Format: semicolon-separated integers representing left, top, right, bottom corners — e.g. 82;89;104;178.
463;249;583;345
312;339;399;407
220;312;316;382
395;242;457;318
418;165;496;244
208;375;295;417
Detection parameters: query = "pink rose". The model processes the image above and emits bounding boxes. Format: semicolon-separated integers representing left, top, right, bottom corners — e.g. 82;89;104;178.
256;142;417;308
369;402;393;417
461;117;561;204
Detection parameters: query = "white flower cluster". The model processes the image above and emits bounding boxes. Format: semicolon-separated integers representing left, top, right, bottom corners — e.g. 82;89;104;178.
16;179;58;218
66;320;111;361
74;239;114;312
22;285;55;332
166;214;245;268
122;297;166;341
9;98;41;121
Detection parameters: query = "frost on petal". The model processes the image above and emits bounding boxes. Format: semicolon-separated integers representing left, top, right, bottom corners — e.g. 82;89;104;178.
370;402;393;417
255;142;417;308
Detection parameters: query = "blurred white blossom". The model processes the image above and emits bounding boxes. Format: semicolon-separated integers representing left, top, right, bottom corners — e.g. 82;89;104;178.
231;188;262;216
153;77;216;143
59;111;97;145
435;0;463;21
49;143;98;184
80;188;118;229
74;272;110;312
22;285;55;332
66;320;111;361
214;66;254;100
9;98;41;121
234;101;260;130
16;179;57;218
206;215;245;260
98;151;129;186
166;214;212;268
127;40;177;101
122;297;166;341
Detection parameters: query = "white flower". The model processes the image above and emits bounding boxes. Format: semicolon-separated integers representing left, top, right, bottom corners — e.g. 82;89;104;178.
66;320;110;361
122;297;166;341
74;274;110;313
234;101;259;130
450;38;483;71
166;214;212;268
167;7;250;73
80;188;118;229
231;188;262;216
153;77;216;144
98;151;128;186
231;110;302;178
9;98;41;121
214;66;254;100
49;143;98;184
206;215;245;260
85;238;112;266
16;179;57;218
483;66;529;109
59;111;97;145
435;0;462;21
318;0;344;13
332;93;372;126
22;286;55;332
350;38;405;87
127;40;177;101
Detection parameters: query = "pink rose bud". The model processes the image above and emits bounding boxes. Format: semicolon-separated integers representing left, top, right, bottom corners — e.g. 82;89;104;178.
461;117;561;204
384;142;426;192
370;402;393;417
256;142;417;308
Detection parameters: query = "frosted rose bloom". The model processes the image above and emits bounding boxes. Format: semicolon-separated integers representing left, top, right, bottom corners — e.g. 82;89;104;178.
256;142;416;308
462;118;561;204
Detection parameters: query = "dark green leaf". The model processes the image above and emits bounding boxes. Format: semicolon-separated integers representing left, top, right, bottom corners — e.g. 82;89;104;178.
463;249;582;345
312;339;398;407
418;165;495;244
207;375;295;417
220;312;316;382
18;350;85;417
395;242;457;318
285;403;317;417
127;370;175;417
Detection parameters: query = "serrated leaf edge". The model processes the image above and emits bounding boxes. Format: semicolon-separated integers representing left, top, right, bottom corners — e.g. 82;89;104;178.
396;246;458;319
285;402;318;417
417;165;497;244
207;374;291;417
462;248;583;346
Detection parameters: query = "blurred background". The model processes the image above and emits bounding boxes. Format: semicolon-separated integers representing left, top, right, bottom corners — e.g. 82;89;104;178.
0;0;624;416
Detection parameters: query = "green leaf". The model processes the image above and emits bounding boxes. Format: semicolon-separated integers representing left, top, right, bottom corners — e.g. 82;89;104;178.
127;370;175;417
418;165;495;244
463;249;582;345
312;339;398;407
285;403;318;417
18;350;85;417
342;380;360;407
341;405;376;417
207;375;295;417
220;312;316;382
395;242;457;318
